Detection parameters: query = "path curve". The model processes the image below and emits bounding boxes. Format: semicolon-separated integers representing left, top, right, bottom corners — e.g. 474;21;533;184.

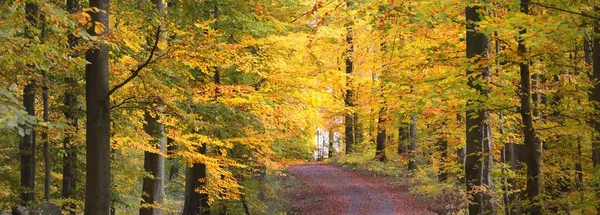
285;163;433;215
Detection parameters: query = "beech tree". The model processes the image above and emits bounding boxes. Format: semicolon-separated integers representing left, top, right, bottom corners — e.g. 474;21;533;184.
139;1;168;214
2;0;600;214
344;0;357;154
20;2;39;206
84;0;111;213
464;3;492;214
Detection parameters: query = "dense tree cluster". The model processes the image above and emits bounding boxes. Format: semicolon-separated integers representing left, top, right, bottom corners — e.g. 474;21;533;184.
3;0;600;214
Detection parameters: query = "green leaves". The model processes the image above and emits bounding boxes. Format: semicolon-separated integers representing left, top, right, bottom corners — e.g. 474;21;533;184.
0;87;36;135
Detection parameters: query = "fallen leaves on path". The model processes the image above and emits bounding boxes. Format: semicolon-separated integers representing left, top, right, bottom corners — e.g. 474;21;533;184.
284;163;434;215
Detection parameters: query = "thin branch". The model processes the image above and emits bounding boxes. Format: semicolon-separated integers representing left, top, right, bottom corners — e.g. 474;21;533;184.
529;2;600;20
290;0;340;23
110;97;136;111
137;75;162;104
489;105;520;113
105;26;162;100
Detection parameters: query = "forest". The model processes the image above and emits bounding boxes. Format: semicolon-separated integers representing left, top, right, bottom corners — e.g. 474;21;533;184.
1;0;600;214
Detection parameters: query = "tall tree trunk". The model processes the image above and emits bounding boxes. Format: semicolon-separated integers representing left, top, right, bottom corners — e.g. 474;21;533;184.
240;195;251;215
344;0;356;154
62;78;79;211
20;2;39;206
407;114;417;170
375;77;387;161
42;71;50;202
20;82;36;206
36;4;51;203
577;37;592;192
576;139;583;189
85;0;111;213
167;137;180;181
328;129;334;158
518;1;541;214
140;112;166;215
140;0;167;214
63;1;79;210
465;4;492;214
482;115;493;195
375;106;387;161
500;112;521;214
591;6;600;214
183;144;210;215
501;140;512;215
438;138;448;182
398;124;408;155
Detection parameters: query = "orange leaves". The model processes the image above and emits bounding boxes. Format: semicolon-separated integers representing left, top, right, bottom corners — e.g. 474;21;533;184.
77;12;91;25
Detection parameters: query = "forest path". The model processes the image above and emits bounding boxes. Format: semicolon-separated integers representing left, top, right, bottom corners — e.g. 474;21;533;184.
285;163;433;215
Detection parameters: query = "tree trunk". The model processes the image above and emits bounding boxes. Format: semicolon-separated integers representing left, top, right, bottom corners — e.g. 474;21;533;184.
576;139;583;189
465;4;492;214
20;82;36;206
63;1;79;210
517;1;541;214
375;79;387;161
20;2;39;206
375;106;387;161
240;195;251;215
140;112;166;215
42;70;50;202
328;129;334;158
183;144;210;215
85;0;111;214
140;0;167;214
482;115;493;194
500;112;521;215
344;0;356;154
592;6;600;214
407;114;417;170
577;37;591;192
167;138;180;181
398;124;408;155
438;137;448;182
62;78;78;210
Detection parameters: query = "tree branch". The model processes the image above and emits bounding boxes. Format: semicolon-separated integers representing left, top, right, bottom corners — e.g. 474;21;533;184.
529;2;600;20
110;97;136;111
105;26;162;100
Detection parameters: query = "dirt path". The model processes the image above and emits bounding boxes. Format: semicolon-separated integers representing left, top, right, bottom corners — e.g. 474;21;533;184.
285;163;433;215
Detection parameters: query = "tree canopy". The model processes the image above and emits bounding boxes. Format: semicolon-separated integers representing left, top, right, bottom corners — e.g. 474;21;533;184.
2;0;600;214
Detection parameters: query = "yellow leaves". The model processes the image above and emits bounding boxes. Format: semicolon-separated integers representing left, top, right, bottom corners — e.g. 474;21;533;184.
82;6;104;13
78;12;91;25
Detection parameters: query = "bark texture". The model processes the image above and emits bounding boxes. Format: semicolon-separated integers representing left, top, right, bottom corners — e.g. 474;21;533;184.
84;0;111;214
591;6;600;214
407;114;417;170
518;1;541;214
140;0;168;214
465;5;493;214
63;0;79;208
140;112;166;215
183;144;210;215
20;2;39;206
344;0;359;154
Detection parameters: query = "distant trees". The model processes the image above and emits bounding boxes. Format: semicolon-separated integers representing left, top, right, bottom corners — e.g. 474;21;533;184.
5;0;600;214
344;0;358;155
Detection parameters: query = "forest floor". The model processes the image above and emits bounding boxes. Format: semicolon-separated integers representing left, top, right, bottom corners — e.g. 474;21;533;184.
283;162;434;215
